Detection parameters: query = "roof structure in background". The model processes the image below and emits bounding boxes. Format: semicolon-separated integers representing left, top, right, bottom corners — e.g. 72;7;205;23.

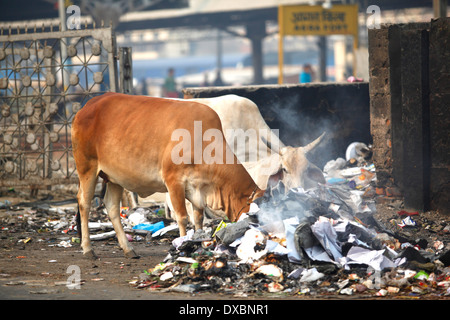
2;0;440;31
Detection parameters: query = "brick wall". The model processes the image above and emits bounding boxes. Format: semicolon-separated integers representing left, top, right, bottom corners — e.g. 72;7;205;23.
429;18;450;213
368;18;450;214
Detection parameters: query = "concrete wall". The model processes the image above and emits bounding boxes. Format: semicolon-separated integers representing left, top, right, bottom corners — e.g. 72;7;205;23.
368;18;450;214
183;82;371;170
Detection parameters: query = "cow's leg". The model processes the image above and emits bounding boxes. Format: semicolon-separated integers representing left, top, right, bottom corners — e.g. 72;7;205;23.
192;205;204;231
167;184;189;236
104;182;138;258
164;192;174;220
77;169;98;259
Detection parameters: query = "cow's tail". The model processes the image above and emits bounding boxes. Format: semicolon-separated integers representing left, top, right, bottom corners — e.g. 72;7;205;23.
75;181;82;239
76;205;82;239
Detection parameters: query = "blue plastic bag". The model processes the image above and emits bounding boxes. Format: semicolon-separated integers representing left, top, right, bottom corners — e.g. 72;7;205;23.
132;221;165;233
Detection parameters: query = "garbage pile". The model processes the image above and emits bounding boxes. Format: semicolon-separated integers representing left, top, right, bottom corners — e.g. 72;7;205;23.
130;144;450;298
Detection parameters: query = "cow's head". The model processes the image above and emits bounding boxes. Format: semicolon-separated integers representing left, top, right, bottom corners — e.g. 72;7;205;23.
267;132;326;190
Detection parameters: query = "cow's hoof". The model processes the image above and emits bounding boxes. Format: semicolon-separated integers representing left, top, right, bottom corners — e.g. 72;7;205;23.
83;250;98;260
125;249;140;259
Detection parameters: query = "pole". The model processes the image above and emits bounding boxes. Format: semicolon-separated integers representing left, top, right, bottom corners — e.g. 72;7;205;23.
58;0;69;92
119;47;133;94
214;29;224;86
58;0;66;31
278;6;284;84
353;3;359;77
247;22;265;85
318;36;327;82
433;0;447;18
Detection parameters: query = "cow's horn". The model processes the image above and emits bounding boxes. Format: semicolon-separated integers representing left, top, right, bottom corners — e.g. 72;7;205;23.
302;132;326;153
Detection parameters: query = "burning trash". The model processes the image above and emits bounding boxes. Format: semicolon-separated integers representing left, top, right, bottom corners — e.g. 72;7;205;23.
129;199;449;297
129;151;450;297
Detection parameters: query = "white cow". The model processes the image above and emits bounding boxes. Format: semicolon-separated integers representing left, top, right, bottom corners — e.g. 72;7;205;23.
187;94;326;190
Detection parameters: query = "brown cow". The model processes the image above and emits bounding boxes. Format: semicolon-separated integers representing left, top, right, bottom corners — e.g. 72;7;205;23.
72;92;264;259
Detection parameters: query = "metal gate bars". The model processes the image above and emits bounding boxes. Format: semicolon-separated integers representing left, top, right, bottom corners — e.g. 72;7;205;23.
0;26;118;188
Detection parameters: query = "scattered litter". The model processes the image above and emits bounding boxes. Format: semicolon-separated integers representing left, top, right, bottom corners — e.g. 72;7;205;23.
172;229;194;249
376;289;388;297
215;219;250;246
0;200;12;209
160;272;174;281
343;246;396;271
5;281;26;286
267;282;284;293
236;228;267;262
387;286;400;293
398;210;420;216
88;222;114;230
171;283;199;294
21;237;32;244
255;264;284;281
398;216;417;228
57;240;72;248
340;287;354;295
299;268;324;282
1;141;449;299
176;257;197;264
132;221;165;233
127;208;151;226
29;289;59;294
354;283;368;293
90;230;116;241
414;270;429;281
153;224;179;237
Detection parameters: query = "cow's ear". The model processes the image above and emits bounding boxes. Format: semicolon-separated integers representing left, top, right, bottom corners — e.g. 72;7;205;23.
268;167;284;188
306;165;326;185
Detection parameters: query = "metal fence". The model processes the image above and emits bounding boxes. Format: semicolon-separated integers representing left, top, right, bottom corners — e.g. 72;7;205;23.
0;26;118;188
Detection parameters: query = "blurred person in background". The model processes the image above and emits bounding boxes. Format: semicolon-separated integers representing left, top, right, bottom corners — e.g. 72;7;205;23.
162;68;178;98
299;63;314;83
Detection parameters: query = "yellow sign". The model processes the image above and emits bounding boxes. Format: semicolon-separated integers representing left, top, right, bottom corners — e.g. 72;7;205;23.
279;4;359;37
278;4;359;84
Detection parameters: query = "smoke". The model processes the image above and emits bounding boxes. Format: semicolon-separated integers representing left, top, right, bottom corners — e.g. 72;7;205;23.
267;94;337;170
252;181;326;228
269;95;303;135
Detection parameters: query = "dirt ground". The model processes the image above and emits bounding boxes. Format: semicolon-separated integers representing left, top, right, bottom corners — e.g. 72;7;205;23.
0;189;206;301
0;219;340;301
1;188;449;304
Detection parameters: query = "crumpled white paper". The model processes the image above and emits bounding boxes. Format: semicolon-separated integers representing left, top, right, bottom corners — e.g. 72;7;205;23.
236;228;268;263
340;246;396;271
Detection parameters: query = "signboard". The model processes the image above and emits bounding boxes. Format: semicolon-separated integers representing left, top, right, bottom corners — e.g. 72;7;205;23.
278;4;359;84
279;4;359;38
